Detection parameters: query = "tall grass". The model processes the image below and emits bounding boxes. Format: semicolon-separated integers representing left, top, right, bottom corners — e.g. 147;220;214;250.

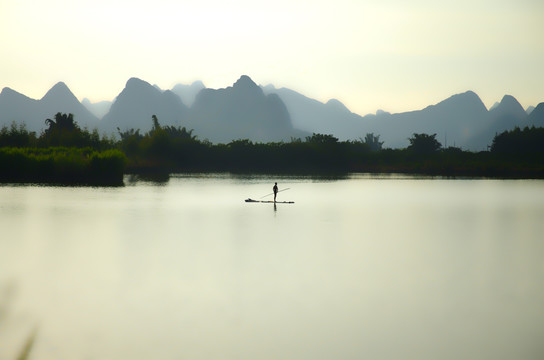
0;147;126;185
16;328;37;360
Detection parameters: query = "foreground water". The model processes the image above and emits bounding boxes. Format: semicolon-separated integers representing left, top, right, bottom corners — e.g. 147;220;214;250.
1;174;543;360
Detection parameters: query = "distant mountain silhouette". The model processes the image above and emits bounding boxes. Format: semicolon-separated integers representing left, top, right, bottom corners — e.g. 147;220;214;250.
187;75;306;143
0;87;40;131
490;95;527;125
363;91;490;149
101;78;188;133
527;102;544;127
466;95;528;149
264;86;493;150
171;81;206;107
39;82;99;130
263;86;542;150
82;98;112;118
262;85;366;139
1;76;542;150
489;102;501;111
0;82;98;133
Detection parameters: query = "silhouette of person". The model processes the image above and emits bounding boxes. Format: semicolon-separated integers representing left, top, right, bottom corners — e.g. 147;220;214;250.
273;182;278;202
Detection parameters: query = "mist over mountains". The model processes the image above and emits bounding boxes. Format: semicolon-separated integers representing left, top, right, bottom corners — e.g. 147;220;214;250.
0;82;98;133
171;81;205;107
101;77;188;133
1;75;542;150
81;98;112;119
186;75;305;143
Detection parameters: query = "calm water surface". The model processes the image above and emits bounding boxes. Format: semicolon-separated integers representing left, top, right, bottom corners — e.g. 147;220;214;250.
1;174;543;360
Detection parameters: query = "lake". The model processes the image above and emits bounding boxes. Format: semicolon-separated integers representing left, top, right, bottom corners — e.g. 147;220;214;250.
1;174;543;360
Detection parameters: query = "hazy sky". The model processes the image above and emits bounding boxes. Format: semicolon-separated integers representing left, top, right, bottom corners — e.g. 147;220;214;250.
1;0;543;115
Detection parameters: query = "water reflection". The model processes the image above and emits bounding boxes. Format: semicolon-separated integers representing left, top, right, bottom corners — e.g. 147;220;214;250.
0;177;543;360
169;172;351;182
125;173;170;185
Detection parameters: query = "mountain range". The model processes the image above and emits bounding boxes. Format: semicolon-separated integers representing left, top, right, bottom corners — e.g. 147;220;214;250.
0;82;98;133
185;75;305;143
0;75;542;150
101;77;189;133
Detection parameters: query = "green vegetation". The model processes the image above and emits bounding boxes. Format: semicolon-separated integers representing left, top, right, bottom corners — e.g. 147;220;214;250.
116;123;544;178
0;114;124;185
0;147;126;185
491;126;544;154
1;113;544;184
0;122;37;147
117;115;207;173
407;133;442;154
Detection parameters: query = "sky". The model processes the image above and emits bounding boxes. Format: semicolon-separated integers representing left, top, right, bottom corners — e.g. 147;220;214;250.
1;0;543;115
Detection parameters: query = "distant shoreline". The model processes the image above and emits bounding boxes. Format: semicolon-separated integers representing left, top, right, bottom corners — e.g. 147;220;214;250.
2;115;543;185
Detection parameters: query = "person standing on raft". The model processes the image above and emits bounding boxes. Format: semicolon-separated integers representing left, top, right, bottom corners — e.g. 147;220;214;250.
273;182;278;202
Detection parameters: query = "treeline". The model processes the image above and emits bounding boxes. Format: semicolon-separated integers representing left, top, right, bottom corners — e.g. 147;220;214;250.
1;113;544;183
0;113;124;185
0;147;126;185
491;126;544;154
0;113;115;149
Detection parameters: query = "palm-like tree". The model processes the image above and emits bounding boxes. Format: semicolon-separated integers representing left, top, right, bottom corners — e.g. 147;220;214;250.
41;112;84;147
150;115;197;141
362;133;384;152
44;112;77;134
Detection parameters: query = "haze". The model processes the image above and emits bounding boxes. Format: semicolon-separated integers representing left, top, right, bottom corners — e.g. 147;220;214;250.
1;0;543;115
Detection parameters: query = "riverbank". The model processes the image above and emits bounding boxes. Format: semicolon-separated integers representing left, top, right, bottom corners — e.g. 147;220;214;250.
0;147;126;186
